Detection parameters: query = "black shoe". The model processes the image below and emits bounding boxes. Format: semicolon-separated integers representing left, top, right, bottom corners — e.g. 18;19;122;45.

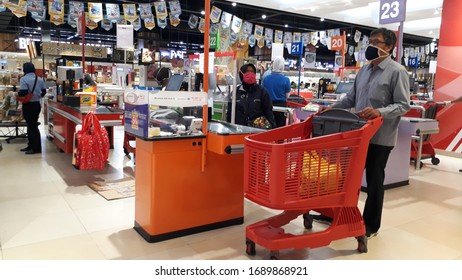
312;214;333;225
366;231;378;240
20;147;32;152
25;150;41;155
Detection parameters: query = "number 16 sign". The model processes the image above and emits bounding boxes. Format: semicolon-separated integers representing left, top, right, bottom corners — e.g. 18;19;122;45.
379;0;406;24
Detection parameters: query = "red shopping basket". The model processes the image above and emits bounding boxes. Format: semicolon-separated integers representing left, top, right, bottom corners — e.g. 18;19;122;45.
244;111;382;258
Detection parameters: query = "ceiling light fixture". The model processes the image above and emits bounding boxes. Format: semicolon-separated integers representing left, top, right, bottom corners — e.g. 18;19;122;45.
320;18;325;22
285;24;288;28
262;14;266;19
232;2;237;7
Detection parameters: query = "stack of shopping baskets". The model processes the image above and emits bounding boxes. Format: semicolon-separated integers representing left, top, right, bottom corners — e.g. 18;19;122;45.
244;109;382;259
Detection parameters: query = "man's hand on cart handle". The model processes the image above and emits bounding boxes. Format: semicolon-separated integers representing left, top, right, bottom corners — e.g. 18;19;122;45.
358;107;381;119
318;105;332;113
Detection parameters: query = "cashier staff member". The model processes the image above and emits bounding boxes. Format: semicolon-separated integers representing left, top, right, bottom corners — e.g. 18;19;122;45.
18;62;46;155
319;28;410;239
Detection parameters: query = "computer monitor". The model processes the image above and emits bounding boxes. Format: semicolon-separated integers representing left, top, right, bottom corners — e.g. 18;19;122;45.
335;81;354;94
165;74;184;91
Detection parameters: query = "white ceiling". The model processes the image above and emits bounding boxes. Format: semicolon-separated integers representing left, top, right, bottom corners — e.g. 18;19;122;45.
231;0;443;39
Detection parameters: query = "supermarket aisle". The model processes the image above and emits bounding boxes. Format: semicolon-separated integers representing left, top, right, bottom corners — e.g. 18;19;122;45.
0;123;462;260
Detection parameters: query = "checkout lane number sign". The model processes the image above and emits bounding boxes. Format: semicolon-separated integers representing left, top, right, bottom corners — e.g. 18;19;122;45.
379;0;406;24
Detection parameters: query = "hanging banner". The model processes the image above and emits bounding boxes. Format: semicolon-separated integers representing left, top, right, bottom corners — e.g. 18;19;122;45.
267;41;272;49
88;3;103;23
198;18;205;33
0;2;5;13
85;13;98;30
11;0;27;18
101;17;113;31
157;17;168;29
117;24;134;49
68;1;83;27
404;48;410;58
123;4;138;22
154;1;168;18
210;5;221;23
170;13;180;27
274;30;283;44
362;35;369;47
231;16;242;34
302;33;310;46
238;34;247;46
354;30;361;43
29;0;45;22
188;14;199;29
319;31;327;45
425;44;430;55
139;3;152;20
409;48;415;58
243;21;253;36
220;11;232;28
284;32;292;44
265;28;274;42
248;35;256;48
169;0;182;17
257;38;265;48
229;30;238;44
220;25;230;40
144;16;156;30
254;25;264;40
105;3;120;22
348;45;355;56
310;32;318;45
210;23;219;35
132;18;142;31
293;32;301;43
304;52;316;69
48;0;64;25
335;55;343;70
327;29;336;38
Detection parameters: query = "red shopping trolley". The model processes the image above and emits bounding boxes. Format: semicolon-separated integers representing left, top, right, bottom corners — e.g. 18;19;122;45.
244;109;382;258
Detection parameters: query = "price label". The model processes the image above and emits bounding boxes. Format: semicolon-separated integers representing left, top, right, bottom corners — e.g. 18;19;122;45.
290;41;303;55
408;56;419;68
330;36;345;51
379;0;406;24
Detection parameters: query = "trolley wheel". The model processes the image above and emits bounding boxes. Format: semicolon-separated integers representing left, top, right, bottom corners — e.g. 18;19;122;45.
6;139;10;144
431;157;440;165
269;251;280;260
356;236;368;253
246;239;256;256
302;213;313;229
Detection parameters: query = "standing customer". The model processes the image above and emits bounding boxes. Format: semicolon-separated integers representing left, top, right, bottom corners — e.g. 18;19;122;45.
262;56;291;127
227;63;276;129
18;62;46;154
319;28;410;238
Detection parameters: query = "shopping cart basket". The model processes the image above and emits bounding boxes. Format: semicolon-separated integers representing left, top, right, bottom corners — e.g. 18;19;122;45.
244;109;382;258
405;101;446;168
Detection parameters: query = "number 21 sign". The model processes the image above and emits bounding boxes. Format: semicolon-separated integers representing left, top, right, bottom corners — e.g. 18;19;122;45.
379;0;406;24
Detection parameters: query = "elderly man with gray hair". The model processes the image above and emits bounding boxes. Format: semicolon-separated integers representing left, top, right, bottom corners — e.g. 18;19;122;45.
262;56;291;127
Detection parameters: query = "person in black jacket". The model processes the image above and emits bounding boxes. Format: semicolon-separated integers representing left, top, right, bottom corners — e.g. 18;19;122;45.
18;62;46;154
227;64;276;128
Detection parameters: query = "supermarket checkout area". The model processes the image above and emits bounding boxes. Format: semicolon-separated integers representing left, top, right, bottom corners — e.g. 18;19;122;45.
124;89;263;242
45;100;124;154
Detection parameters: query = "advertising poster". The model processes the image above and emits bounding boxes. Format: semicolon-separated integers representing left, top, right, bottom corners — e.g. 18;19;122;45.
101;17;113;31
29;0;45;21
257;38;265;48
354;30;361;43
132;17;141;31
105;3;120;22
48;0;64;25
67;1;83;27
302;33;310;46
198;17;205;33
254;24;264;39
311;32;318;45
88;3;103;23
116;24;134;49
293;32;301;43
284;32;292;44
248;35;256;48
123;4;137;22
265;28;273;42
157;17;167;29
139;3;152;19
11;0;27;18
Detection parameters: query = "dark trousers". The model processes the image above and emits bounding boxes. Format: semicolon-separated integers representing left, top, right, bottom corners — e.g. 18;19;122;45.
272;100;287;128
363;143;393;234
22;102;42;152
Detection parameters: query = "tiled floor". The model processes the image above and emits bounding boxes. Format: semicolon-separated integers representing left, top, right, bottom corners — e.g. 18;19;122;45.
0;121;461;260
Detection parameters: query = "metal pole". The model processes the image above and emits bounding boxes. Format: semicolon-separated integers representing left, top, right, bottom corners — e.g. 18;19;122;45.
298;38;303;96
231;58;237;124
397;22;404;64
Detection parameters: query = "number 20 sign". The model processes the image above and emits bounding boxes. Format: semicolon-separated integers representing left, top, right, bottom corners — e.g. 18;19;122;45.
379;0;406;24
330;36;345;51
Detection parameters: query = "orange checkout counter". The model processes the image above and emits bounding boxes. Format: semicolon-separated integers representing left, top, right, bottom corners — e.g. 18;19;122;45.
46;100;124;154
133;122;262;242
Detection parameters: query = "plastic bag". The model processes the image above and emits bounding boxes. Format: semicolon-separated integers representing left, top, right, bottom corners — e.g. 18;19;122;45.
74;112;110;170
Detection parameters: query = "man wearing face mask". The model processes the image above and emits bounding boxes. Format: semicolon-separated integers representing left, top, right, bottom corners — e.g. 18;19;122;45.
227;63;276;129
316;28;410;239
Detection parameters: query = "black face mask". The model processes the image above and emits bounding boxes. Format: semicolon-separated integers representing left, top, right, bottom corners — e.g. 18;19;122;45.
365;45;389;61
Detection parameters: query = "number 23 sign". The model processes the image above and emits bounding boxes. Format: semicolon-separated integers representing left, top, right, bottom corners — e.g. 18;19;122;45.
379;0;406;24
